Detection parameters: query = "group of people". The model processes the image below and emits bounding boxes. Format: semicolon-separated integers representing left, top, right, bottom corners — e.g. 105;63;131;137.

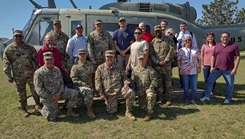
3;18;240;122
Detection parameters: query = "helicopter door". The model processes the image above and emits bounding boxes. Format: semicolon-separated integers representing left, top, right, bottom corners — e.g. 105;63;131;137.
61;14;85;37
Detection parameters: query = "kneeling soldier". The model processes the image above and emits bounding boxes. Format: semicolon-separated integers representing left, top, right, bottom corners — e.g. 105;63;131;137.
70;49;96;119
131;53;157;121
95;50;136;120
34;52;79;121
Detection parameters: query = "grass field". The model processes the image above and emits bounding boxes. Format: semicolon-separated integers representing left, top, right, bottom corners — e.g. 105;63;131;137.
0;52;244;139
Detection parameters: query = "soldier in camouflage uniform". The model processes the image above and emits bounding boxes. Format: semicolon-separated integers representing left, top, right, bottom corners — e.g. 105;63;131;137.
150;25;174;106
70;49;96;119
131;53;157;121
87;19;115;97
95;50;136;120
34;52;79;121
50;20;69;70
87;19;115;67
3;30;42;117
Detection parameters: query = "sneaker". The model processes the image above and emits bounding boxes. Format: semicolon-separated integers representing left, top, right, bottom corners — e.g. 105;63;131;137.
224;99;230;104
186;99;191;104
190;100;199;105
200;97;210;102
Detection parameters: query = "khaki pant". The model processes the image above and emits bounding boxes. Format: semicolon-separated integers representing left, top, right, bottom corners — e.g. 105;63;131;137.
105;88;135;114
116;54;129;69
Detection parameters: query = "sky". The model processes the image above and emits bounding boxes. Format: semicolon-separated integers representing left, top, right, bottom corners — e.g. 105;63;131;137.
0;0;244;39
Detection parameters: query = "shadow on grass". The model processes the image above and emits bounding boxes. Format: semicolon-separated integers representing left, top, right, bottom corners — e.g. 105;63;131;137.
175;77;245;105
154;107;200;120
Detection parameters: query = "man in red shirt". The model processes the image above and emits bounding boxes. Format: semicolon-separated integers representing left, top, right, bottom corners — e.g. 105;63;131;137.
139;22;154;44
38;33;73;88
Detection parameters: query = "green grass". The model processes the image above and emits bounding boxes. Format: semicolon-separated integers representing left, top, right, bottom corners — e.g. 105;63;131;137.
0;52;245;138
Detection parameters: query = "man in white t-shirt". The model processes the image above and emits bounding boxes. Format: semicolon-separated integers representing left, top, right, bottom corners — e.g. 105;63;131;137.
126;27;149;71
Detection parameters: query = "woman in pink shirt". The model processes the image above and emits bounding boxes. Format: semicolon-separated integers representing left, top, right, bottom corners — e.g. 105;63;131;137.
178;34;201;104
201;32;216;96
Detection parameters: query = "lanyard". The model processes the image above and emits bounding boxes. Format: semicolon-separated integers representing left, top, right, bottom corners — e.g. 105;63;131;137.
186;47;191;62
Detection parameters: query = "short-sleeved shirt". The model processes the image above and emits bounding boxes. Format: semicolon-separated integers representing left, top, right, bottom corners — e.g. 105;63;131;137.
213;42;240;70
142;32;154;44
113;29;134;55
178;47;200;75
130;40;149;69
201;44;215;66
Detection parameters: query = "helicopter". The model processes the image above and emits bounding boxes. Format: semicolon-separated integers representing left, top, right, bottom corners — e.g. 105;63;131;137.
1;0;245;59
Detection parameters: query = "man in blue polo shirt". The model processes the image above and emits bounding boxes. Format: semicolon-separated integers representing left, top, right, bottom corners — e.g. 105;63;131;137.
200;32;240;104
113;17;134;69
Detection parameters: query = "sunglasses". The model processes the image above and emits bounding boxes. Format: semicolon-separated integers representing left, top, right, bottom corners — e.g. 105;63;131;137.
134;32;142;35
14;35;23;38
167;32;173;36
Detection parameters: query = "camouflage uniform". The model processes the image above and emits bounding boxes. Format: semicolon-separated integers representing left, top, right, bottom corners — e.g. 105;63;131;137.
3;42;41;110
34;66;78;121
87;30;114;67
150;35;174;102
70;61;94;107
95;63;135;114
131;65;157;114
50;31;69;69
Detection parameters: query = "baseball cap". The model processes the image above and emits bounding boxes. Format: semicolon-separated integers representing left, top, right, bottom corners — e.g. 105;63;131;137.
43;52;53;60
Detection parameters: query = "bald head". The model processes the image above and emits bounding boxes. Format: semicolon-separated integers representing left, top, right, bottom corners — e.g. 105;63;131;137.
44;33;54;46
139;22;146;33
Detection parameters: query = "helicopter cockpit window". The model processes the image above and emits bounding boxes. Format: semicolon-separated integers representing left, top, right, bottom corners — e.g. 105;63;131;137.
27;17;54;46
127;24;151;33
71;21;82;36
101;23;119;36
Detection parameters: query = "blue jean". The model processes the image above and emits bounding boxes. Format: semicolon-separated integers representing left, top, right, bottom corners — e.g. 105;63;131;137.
203;66;216;92
204;70;234;101
73;57;79;64
182;74;198;100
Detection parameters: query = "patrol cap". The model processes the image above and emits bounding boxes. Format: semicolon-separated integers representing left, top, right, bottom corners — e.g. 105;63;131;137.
94;19;102;24
43;52;53;60
53;20;61;25
119;17;126;22
138;53;146;59
105;50;115;57
76;24;83;29
77;49;87;54
154;25;162;31
13;30;23;36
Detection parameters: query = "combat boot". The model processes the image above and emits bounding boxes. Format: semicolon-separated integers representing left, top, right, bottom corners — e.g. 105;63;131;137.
34;105;42;115
166;101;172;106
22;109;29;117
125;111;136;121
87;106;96;119
143;113;153;121
156;97;163;105
66;108;79;118
166;98;172;106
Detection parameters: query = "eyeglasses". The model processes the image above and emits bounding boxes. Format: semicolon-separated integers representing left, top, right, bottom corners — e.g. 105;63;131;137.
184;39;192;42
14;35;23;38
134;32;142;35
